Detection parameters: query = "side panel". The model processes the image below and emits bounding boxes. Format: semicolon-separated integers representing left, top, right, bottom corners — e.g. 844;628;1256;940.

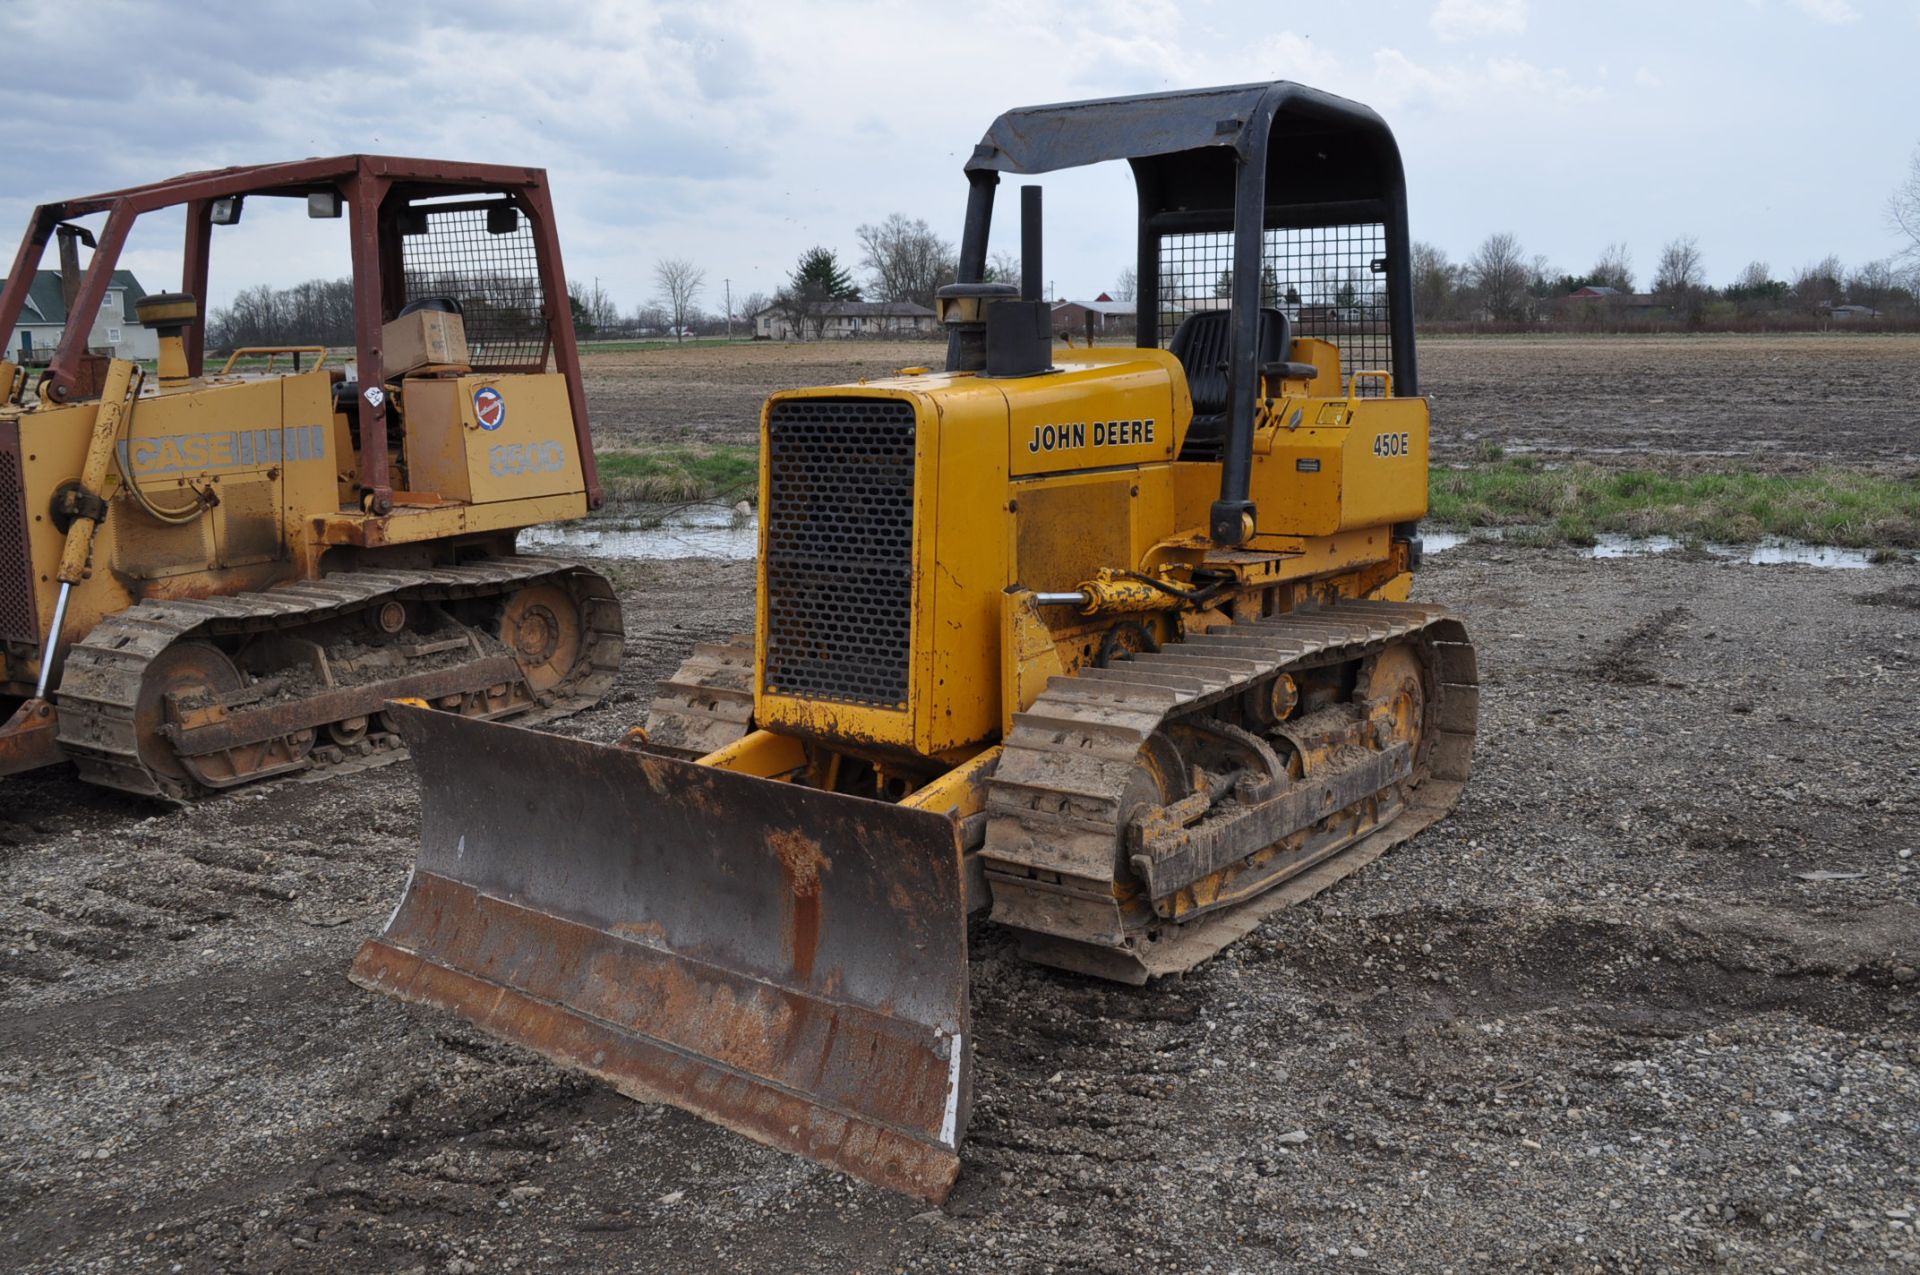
108;377;300;580
283;373;343;576
16;375;342;675
1006;354;1178;478
921;381;1011;755
1252;396;1429;538
403;373;583;505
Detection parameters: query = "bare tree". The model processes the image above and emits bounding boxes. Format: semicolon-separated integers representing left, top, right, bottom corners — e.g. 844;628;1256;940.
1467;232;1528;322
1892;143;1920;261
568;278;620;337
1653;236;1704;295
1848;260;1894;312
1410;240;1457;320
652;257;706;344
209;277;356;349
1653;236;1706;327
1527;253;1559;299
1725;261;1784;313
629;302;669;335
986;250;1022;287
736;290;769;335
1111;268;1137;302
769;287;815;341
857;214;956;310
1590;241;1634;292
1791;255;1844;312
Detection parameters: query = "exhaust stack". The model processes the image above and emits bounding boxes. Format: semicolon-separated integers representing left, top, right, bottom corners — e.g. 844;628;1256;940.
982;185;1052;378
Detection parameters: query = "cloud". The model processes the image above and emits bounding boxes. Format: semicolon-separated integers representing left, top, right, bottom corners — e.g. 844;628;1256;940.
1429;0;1528;41
2;0;1911;316
1787;0;1859;21
1368;48;1603;114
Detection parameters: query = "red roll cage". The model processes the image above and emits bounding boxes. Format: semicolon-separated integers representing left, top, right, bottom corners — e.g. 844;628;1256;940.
0;155;600;514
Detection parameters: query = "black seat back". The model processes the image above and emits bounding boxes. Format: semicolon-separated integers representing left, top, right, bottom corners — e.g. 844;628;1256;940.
1169;307;1291;459
397;295;465;318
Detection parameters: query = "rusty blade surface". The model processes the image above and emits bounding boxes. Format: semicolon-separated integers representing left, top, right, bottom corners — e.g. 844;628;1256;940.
351;704;972;1201
0;698;62;776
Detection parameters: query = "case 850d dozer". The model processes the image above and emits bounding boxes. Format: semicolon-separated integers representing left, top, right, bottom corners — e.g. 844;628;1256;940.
0;157;623;799
356;84;1478;1201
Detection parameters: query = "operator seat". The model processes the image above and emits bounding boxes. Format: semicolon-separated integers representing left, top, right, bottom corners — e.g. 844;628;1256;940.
1169;306;1290;461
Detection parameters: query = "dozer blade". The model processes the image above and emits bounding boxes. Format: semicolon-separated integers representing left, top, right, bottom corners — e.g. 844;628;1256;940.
351;704;972;1202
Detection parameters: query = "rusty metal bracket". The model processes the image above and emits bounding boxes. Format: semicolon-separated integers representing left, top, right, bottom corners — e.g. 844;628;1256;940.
1129;741;1410;900
163;656;523;757
0;697;62;775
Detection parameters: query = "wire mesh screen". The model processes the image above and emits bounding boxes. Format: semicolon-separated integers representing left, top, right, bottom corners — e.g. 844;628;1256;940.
401;206;549;369
1156;223;1392;395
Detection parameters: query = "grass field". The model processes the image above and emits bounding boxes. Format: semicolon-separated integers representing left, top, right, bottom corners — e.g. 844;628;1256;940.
1430;457;1920;550
593;439;1920;552
597;445;757;503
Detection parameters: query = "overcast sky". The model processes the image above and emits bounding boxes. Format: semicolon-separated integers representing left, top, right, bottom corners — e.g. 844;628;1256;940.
4;0;1917;316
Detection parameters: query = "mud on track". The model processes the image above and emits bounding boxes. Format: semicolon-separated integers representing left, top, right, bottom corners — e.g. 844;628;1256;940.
3;544;1916;1273
581;333;1920;475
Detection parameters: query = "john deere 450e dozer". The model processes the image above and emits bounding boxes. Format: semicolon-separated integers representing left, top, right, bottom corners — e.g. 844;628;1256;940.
355;82;1478;1202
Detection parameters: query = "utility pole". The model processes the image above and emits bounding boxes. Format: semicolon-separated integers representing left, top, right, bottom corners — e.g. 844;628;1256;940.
725;278;733;343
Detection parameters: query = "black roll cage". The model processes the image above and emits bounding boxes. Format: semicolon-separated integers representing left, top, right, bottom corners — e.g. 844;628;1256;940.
954;81;1416;544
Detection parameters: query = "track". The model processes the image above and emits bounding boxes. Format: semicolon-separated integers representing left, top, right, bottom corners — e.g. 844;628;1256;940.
53;557;623;800
639;633;756;759
983;599;1478;983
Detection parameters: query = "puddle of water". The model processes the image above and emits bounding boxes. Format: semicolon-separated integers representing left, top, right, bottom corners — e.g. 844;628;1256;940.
520;501;758;560
527;505;1881;571
1424;527;1876;569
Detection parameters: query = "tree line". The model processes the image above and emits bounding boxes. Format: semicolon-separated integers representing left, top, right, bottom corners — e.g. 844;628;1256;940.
207;146;1920;348
1409;233;1920;330
202;212;992;348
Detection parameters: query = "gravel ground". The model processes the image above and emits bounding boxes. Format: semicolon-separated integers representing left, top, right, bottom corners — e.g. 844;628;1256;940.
2;546;1916;1274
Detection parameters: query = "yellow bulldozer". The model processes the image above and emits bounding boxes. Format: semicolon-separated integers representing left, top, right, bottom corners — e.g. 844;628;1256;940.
0;157;623;798
355;83;1478;1201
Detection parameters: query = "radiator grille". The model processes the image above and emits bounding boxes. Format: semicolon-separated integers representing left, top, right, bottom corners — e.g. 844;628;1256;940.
763;397;916;710
0;421;36;646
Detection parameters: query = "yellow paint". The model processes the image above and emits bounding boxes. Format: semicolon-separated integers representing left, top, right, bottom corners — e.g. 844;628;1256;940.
401;374;584;504
4;362;591;700
901;744;1000;818
999;590;1067;733
1251;394;1428;537
701;728;809;777
718;333;1433;778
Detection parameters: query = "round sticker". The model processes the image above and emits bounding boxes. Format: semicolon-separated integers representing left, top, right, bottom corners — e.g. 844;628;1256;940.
473;387;507;431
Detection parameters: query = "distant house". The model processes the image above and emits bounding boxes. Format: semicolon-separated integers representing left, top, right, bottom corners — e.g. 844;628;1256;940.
1051;297;1136;337
1570;285;1621;299
754;301;937;340
4;269;158;364
1826;303;1881;322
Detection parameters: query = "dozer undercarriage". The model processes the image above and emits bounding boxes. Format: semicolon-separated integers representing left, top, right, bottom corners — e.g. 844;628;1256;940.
986;600;1476;983
56;560;618;800
357;81;1479;1203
